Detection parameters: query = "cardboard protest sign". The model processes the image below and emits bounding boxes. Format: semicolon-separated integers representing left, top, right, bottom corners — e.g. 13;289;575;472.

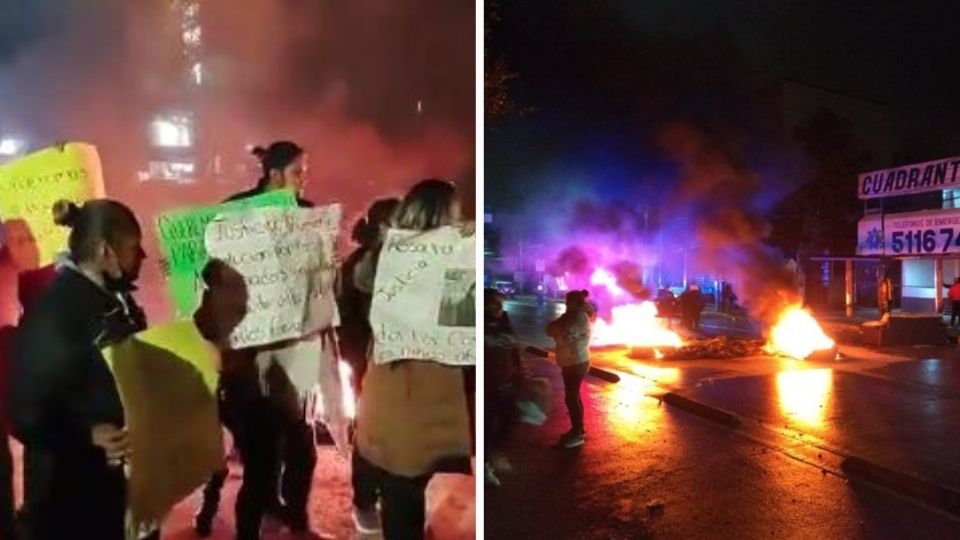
100;321;223;530
156;190;297;318
0;142;105;266
204;204;341;349
370;226;476;366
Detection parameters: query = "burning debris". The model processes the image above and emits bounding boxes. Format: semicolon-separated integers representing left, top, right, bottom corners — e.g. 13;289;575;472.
591;301;683;349
765;305;836;360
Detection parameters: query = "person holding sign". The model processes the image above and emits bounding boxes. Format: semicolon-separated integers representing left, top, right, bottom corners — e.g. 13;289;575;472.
354;179;473;540
195;141;324;540
9;199;147;540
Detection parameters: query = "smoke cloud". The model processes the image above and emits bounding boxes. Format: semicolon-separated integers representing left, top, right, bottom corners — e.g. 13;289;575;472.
0;0;474;321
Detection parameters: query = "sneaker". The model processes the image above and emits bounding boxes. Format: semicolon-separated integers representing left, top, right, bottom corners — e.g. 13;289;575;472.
490;454;514;474
517;400;548;425
352;506;381;534
485;462;502;487
559;431;585;448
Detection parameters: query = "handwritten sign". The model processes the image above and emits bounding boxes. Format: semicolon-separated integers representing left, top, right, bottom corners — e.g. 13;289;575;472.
101;321;223;530
156;190;296;318
205;204;341;349
370;226;476;366
0;142;105;265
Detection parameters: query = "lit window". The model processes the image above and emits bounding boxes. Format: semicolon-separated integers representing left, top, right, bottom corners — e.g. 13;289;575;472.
150;116;193;148
191;62;203;86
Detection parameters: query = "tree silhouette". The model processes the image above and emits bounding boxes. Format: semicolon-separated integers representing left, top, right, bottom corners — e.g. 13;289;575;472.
484;2;516;123
769;108;870;258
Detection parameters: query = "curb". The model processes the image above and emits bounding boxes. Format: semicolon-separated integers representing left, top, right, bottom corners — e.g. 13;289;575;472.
523;346;621;383
841;456;960;517
662;392;742;428
588;366;620;383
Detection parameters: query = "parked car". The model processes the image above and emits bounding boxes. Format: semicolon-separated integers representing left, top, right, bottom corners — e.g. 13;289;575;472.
655;288;678;318
495;280;517;297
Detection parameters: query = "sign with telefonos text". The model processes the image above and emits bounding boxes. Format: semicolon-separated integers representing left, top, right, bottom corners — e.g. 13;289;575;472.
0;143;105;265
858;156;960;200
857;208;960;256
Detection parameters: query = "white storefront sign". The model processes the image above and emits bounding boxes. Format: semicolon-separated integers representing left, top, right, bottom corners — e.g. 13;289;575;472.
858;156;960;200
857;207;960;256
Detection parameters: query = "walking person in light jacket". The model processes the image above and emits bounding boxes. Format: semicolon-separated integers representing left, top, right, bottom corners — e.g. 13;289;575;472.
546;289;595;448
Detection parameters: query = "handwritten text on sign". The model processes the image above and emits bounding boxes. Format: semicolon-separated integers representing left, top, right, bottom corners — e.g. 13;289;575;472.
0;143;105;266
370;226;476;366
205;205;340;349
156;190;296;318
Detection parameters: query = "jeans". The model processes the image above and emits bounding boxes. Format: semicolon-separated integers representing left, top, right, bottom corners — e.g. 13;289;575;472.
562;363;589;435
353;453;433;540
234;398;317;539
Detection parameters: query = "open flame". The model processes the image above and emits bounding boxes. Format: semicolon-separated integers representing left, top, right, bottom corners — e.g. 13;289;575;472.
591;301;683;349
766;306;835;360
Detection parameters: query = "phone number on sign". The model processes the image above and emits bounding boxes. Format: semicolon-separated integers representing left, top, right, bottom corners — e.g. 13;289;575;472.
891;228;960;254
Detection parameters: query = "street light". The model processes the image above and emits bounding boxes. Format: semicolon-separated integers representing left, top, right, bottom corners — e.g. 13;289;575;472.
0;137;24;156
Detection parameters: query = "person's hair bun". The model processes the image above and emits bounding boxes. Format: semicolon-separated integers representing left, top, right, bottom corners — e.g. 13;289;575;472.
581;289;590;297
52;200;81;228
251;146;268;159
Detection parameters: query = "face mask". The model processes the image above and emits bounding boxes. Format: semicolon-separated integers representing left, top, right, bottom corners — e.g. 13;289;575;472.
102;269;137;293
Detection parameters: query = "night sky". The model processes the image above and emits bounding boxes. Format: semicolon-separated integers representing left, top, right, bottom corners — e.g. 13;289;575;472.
486;1;960;211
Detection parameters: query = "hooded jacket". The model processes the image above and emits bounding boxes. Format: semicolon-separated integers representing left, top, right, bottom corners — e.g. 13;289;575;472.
546;307;593;368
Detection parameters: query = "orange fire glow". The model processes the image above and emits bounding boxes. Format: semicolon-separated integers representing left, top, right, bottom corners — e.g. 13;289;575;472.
766;306;835;360
591;301;684;349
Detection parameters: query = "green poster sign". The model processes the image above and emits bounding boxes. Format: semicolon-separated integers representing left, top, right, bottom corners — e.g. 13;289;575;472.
156;190;296;318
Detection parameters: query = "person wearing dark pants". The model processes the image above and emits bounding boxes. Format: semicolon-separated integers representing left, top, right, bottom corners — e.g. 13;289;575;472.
945;277;960;326
352;181;473;540
546;290;595;449
561;362;589;439
233;397;282;540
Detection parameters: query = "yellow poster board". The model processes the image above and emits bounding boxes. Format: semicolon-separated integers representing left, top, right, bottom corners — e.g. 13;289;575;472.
0;142;105;266
101;321;223;527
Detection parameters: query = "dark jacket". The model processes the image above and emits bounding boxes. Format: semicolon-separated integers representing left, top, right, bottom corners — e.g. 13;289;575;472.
484;312;522;390
217;185;315;407
337;246;374;378
10;268;146;450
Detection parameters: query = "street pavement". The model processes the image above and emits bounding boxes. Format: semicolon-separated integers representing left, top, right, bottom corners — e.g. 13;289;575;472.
8;438;475;540
485;298;960;539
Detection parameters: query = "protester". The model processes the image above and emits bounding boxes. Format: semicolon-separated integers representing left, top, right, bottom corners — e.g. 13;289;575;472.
484;288;524;486
9;264;58;535
945;277;960;326
353;179;473;540
545;289;595;448
10;199;147;540
196;141;323;540
336;197;400;534
338;197;401;392
679;283;704;330
878;273;893;319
